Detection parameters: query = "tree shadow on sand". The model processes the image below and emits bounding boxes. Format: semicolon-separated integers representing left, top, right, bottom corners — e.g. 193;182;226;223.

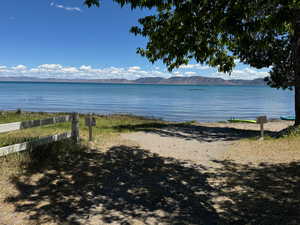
212;160;300;225
114;123;277;142
5;144;219;225
5;144;300;225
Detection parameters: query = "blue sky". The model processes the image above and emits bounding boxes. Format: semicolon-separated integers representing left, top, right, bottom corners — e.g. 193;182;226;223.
0;0;270;80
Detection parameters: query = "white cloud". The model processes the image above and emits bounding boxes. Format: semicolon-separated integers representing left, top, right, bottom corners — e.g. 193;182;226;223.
128;66;141;71
12;65;27;70
50;2;81;12
184;71;197;76
179;64;210;70
80;65;92;71
0;64;270;80
214;68;269;80
0;65;8;73
38;64;62;70
171;71;185;77
61;67;79;73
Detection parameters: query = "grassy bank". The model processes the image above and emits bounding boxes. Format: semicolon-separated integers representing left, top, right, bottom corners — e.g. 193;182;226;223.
0;111;165;147
0;111;165;175
0;110;298;172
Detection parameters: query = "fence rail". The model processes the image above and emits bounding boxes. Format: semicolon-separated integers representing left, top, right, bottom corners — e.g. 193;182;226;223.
0;113;79;157
0;132;71;157
0;115;71;133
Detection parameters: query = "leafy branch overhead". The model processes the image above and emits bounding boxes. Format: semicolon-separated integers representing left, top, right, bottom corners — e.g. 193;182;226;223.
84;0;300;90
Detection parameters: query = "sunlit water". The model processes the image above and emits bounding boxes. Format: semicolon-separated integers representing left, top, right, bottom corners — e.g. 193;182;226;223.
0;82;294;122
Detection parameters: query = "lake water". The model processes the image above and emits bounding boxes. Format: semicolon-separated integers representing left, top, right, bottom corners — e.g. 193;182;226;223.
0;82;294;122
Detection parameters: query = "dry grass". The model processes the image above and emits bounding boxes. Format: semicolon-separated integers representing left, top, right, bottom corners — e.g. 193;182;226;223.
224;135;300;164
0;111;164;147
0;111;164;174
0;111;164;179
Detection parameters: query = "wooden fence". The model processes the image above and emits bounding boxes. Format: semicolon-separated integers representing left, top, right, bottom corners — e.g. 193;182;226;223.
0;113;80;157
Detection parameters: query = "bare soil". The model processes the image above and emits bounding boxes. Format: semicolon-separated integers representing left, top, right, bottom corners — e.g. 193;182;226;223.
1;120;300;225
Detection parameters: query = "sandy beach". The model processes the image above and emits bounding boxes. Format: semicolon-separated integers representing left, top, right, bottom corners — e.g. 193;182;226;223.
1;119;299;225
120;120;296;164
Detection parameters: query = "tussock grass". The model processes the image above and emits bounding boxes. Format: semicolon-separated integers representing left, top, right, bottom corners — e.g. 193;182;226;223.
276;125;300;138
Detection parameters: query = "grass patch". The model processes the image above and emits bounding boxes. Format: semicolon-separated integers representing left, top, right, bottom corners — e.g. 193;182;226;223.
0;110;65;123
0;111;165;187
276;125;300;138
178;120;197;125
0;111;165;148
0;139;83;181
81;114;165;135
245;125;300;141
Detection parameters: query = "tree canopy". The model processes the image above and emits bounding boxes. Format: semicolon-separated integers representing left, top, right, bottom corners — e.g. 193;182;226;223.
84;0;299;89
84;0;300;125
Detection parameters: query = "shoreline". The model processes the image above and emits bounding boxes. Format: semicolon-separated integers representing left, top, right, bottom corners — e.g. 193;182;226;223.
0;109;292;124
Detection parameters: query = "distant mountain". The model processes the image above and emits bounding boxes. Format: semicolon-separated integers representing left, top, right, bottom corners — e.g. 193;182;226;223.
135;77;165;84
159;76;232;85
0;76;267;85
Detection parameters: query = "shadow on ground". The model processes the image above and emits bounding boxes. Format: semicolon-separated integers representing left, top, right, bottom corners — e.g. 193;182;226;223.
114;123;277;142
5;143;300;225
212;160;300;225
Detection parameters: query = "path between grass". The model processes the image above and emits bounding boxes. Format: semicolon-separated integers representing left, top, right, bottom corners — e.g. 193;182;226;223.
121;132;233;169
1;113;300;225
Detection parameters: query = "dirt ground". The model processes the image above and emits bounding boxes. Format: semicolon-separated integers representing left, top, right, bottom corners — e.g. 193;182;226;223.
1;120;300;225
122;120;298;165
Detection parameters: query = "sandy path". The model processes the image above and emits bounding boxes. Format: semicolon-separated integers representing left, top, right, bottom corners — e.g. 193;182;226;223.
121;132;233;168
121;120;294;167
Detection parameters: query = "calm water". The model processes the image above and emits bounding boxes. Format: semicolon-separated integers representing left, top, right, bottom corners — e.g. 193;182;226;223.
0;82;294;122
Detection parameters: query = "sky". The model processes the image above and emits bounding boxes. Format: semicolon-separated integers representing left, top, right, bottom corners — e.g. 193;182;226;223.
0;0;270;80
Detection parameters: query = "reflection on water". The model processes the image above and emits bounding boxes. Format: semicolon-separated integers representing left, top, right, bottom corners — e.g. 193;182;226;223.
0;82;294;122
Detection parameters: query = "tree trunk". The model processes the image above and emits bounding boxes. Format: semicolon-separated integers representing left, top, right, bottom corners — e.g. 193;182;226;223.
294;10;300;126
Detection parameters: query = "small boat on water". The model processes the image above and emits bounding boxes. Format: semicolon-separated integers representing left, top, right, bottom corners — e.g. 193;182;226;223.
280;116;295;121
228;118;257;123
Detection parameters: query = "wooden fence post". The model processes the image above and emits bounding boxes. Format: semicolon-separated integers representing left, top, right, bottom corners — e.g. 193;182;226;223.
88;113;93;141
71;112;80;144
256;116;268;140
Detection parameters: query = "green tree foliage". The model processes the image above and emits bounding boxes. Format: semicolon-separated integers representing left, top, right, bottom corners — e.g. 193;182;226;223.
84;0;300;124
84;0;299;87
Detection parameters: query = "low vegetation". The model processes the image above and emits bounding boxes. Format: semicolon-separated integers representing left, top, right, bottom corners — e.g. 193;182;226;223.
0;110;167;211
0;111;165;173
0;111;164;147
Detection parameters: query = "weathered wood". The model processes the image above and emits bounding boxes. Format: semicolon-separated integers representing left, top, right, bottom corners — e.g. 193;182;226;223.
0;115;71;134
85;114;96;141
85;116;96;127
0;122;22;133
256;116;267;124
71;113;80;143
260;123;264;140
0;132;71;157
256;116;267;140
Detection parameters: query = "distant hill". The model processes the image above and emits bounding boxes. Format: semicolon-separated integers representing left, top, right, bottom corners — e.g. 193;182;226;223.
0;76;267;85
